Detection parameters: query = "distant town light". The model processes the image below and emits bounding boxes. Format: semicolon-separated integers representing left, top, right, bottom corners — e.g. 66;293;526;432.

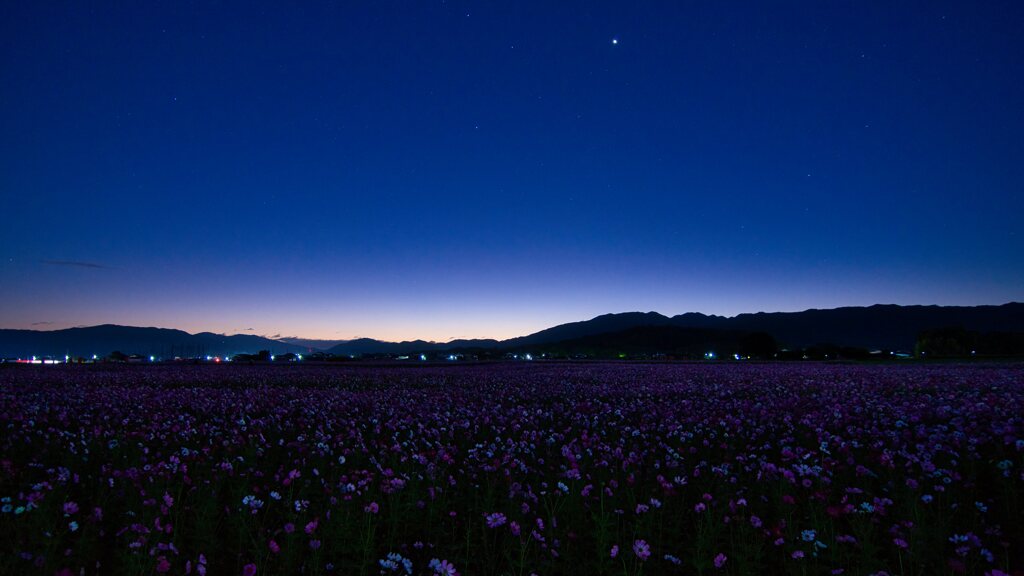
270;355;275;361
420;354;427;361
150;356;155;362
297;354;302;361
705;351;716;360
525;353;533;361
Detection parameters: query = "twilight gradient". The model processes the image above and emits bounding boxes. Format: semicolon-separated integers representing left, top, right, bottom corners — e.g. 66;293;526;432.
1;1;1022;341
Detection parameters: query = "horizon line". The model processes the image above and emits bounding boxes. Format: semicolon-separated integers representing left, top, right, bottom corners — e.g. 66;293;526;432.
2;301;1020;344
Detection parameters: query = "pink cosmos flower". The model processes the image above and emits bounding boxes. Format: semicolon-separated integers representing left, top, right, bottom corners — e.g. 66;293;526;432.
714;553;727;568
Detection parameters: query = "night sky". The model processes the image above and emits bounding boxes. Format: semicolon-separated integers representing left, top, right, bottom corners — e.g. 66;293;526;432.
2;1;1022;341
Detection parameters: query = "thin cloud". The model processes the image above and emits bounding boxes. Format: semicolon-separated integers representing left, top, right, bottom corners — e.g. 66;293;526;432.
244;327;255;331
43;259;110;269
31;321;55;326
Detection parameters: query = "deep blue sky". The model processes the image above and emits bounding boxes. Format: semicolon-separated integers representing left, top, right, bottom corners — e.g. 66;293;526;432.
2;1;1022;341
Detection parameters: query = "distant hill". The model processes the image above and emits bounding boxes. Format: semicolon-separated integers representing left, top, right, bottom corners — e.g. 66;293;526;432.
3;303;1022;359
326;337;500;356
0;325;308;359
501;311;677;348
327;303;1024;355
504;325;763;358
672;303;1024;350
279;337;351;350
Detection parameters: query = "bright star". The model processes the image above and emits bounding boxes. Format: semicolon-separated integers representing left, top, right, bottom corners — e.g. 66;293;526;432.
612;38;619;45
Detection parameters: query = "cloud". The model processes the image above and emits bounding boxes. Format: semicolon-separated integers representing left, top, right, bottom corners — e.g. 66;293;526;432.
270;334;281;339
245;327;255;331
43;259;109;269
31;321;54;326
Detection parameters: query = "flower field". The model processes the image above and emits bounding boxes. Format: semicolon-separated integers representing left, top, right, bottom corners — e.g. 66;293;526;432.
1;363;1022;575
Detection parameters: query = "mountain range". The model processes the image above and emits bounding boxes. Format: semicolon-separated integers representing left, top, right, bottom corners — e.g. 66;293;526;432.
4;302;1019;358
0;325;308;359
323;303;1024;356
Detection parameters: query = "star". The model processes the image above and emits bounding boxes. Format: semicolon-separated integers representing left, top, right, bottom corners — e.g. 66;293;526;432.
611;38;619;45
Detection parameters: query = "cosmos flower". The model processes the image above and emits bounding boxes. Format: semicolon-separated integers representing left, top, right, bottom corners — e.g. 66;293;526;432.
633;539;651;561
485;512;507;528
428;558;458;575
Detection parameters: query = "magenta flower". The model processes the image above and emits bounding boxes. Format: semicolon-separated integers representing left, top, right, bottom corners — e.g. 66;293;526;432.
243;563;257;576
714;553;727;568
485;512;507;528
610;545;619;558
268;539;280;554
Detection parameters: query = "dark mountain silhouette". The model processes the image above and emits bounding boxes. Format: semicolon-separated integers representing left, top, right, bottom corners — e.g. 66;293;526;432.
322;303;1024;355
671;303;1024;350
326;337;500;356
503;325;764;359
3;303;1022;359
501;311;677;348
279;337;351;350
0;325;308;359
